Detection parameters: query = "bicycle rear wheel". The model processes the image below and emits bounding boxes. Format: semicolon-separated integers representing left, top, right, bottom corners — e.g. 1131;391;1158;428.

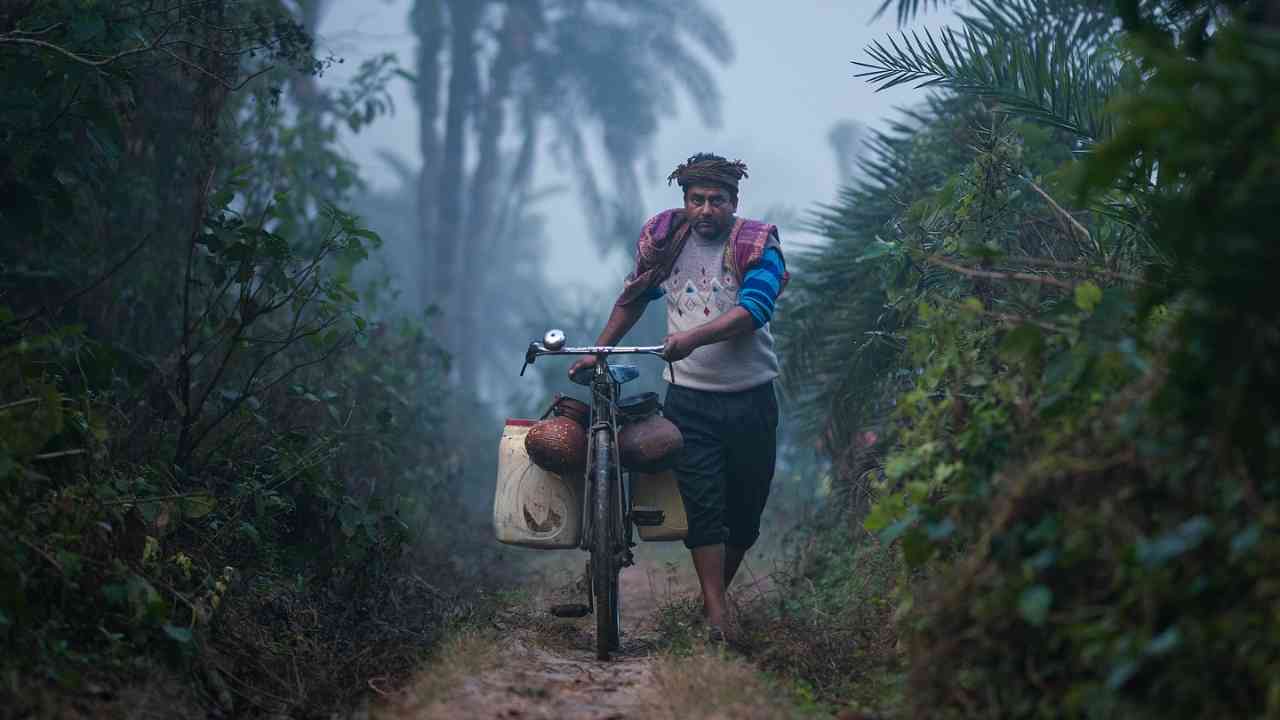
591;428;620;660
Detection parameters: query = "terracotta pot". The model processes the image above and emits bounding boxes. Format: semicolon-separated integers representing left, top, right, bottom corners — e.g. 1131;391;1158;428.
617;392;659;421
552;396;590;428
618;414;683;473
525;416;587;475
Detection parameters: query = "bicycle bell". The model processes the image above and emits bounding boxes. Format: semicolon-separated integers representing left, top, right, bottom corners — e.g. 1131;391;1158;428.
543;329;566;351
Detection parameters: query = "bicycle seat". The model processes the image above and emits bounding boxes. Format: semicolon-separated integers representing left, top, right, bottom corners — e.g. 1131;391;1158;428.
570;363;642;387
609;364;640;385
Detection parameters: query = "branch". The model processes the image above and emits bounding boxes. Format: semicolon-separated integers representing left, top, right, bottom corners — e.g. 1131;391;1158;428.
924;255;1076;290
4;233;152;331
984;310;1071;335
0;397;39;413
1020;174;1097;252
0;35;162;66
158;45;275;91
31;448;86;462
1015;256;1144;285
99;491;214;507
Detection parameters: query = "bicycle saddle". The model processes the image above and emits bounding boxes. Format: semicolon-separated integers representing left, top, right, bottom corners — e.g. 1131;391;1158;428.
570;363;642;387
609;364;640;385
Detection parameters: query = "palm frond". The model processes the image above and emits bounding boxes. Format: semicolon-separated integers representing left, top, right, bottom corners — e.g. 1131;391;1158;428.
856;0;1127;142
873;0;957;26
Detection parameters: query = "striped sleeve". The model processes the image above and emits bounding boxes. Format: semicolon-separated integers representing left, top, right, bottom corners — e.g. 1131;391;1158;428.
738;247;785;328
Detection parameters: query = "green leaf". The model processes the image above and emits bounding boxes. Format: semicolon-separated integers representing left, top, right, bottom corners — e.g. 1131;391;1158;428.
1018;585;1052;626
180;494;217;519
1230;524;1261;558
1074;281;1103;312
1146;626;1181;656
1136;516;1213;568
999;324;1044;363
238;522;261;545
900;526;935;568
856;240;897;263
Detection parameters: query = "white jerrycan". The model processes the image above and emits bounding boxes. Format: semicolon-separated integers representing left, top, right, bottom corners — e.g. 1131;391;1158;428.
493;419;583;549
632;470;688;542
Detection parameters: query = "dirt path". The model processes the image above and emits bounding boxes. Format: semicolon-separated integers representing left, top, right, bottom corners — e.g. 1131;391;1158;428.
374;555;798;720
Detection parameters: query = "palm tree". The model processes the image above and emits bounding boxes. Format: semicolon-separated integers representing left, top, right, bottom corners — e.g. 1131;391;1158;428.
409;0;732;388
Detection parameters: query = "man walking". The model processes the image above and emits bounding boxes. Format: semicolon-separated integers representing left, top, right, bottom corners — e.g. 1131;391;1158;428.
568;153;787;642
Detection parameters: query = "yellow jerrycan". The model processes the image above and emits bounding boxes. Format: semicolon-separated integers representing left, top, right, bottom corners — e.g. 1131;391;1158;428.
493;419;583;549
631;470;688;542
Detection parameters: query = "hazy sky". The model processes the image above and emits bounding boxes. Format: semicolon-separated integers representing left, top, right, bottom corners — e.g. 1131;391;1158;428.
317;1;956;295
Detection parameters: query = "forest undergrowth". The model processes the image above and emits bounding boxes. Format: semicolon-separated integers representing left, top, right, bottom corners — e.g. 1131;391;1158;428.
0;2;529;717
768;1;1280;718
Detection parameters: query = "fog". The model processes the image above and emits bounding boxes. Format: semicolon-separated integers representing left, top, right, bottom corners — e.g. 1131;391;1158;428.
317;1;956;300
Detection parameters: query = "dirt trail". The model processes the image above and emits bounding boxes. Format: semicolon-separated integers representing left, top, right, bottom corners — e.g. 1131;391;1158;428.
392;559;690;720
372;552;798;720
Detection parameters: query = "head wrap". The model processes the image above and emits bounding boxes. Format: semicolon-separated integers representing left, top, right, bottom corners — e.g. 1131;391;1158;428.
667;153;749;193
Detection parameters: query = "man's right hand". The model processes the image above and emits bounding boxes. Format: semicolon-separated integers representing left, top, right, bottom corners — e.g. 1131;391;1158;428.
567;355;597;382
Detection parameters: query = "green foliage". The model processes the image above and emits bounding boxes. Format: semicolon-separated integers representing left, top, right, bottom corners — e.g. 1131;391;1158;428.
783;1;1280;717
858;0;1130;142
0;1;475;714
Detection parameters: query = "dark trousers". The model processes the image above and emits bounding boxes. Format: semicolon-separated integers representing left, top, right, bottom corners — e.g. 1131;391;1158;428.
663;381;778;549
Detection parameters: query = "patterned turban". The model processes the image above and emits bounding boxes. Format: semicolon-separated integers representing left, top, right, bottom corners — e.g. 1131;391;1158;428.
667;153;750;194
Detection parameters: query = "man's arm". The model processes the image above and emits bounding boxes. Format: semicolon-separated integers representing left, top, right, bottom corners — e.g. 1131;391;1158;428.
663;246;786;362
661;307;754;361
566;294;649;379
594;296;648;346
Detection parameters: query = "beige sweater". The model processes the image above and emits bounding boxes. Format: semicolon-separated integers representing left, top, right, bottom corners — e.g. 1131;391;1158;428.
657;230;780;392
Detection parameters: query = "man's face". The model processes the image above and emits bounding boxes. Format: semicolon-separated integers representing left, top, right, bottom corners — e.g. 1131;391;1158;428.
683;184;737;239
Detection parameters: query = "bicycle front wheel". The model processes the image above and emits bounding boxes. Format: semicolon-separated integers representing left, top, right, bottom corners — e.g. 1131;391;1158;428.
591;427;620;660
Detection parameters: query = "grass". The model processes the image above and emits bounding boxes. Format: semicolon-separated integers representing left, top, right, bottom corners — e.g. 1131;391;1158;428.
369;628;503;719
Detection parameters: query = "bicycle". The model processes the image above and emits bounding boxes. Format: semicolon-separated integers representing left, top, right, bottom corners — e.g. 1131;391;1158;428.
520;329;669;660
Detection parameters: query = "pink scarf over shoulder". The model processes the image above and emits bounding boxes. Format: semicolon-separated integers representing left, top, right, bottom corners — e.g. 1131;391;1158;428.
616;209;789;307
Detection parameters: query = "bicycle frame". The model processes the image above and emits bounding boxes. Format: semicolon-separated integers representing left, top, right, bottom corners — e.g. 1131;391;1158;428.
521;337;665;554
583;356;627;556
521;334;665;657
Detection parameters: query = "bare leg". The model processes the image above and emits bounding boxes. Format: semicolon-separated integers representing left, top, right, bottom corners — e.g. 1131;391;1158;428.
724;544;748;589
690;544;727;628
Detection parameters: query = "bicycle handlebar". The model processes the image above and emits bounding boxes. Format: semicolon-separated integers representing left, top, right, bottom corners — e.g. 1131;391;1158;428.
519;331;668;377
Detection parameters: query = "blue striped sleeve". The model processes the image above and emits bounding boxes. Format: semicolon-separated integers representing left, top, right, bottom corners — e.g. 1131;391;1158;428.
738;247;785;328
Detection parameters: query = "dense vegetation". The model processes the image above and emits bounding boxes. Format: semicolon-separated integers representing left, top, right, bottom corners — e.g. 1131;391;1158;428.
772;0;1280;716
0;0;735;714
0;1;500;715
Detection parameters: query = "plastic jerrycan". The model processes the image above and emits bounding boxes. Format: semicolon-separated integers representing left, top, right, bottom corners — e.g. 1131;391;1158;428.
631;470;688;542
493;419;583;549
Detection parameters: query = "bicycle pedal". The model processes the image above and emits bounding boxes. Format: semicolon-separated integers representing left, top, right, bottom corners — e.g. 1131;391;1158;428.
549;603;591;618
632;505;666;527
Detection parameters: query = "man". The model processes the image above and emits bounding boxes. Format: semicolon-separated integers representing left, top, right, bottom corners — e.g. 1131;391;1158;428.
568;153;787;643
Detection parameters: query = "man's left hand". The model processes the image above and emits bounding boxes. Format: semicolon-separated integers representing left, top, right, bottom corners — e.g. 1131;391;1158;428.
662;331;698;362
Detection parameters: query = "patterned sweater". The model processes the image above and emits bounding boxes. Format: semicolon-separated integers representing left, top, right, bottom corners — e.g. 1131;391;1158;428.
641;228;785;392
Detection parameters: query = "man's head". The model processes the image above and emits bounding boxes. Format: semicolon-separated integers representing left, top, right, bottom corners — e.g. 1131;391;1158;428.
668;152;748;239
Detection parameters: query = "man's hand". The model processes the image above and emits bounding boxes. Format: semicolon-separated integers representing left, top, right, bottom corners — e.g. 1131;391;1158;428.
567;355;597;382
662;330;699;362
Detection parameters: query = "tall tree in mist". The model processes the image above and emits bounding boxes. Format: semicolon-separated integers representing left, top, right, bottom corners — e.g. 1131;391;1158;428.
409;0;732;387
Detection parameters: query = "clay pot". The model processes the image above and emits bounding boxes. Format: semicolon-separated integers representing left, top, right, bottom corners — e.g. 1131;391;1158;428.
618;414;683;473
525;416;587;475
552;396;590;428
617;392;659;420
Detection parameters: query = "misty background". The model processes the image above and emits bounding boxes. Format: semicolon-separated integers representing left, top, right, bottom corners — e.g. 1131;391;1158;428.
316;1;953;340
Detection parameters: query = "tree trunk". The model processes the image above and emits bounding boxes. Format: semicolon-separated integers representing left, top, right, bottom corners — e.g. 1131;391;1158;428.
458;4;527;390
174;0;234;472
412;0;445;313
433;0;482;369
